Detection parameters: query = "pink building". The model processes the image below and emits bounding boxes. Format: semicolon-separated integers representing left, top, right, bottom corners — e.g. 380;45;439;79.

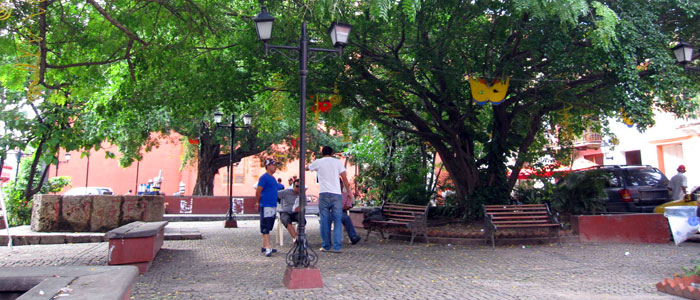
51;133;357;197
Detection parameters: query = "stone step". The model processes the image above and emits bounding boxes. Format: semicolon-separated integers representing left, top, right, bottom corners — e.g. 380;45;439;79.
0;225;202;246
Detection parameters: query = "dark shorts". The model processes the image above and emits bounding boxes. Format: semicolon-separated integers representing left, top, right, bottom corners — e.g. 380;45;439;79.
279;212;300;227
260;206;276;234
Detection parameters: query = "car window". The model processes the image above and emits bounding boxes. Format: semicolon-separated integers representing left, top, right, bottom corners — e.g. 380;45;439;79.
623;168;667;186
604;171;622;188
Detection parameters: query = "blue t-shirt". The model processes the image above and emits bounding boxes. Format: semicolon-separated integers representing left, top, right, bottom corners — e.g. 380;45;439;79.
258;173;284;207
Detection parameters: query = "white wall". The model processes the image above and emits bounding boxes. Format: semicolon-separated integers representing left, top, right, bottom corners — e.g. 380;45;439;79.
606;111;700;189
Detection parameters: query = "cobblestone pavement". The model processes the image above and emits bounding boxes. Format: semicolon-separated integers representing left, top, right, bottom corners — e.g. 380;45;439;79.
1;218;696;299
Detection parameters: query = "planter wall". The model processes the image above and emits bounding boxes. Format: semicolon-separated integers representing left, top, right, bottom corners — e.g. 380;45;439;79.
31;195;163;232
574;213;670;244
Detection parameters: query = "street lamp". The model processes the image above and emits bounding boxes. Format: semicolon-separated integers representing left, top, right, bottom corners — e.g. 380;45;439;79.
214;111;252;228
672;41;700;72
254;5;351;276
55;152;71;177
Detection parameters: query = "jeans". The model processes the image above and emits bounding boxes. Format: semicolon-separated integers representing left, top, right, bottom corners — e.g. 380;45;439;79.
319;192;343;251
341;213;359;240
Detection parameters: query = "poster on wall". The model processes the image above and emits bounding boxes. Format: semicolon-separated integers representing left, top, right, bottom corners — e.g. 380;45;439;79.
232;198;244;214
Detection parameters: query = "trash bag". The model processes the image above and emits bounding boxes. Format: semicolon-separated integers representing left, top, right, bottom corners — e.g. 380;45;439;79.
362;208;385;227
664;206;699;246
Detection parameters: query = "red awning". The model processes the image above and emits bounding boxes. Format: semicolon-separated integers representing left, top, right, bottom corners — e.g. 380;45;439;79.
512;164;571;180
1;165;13;183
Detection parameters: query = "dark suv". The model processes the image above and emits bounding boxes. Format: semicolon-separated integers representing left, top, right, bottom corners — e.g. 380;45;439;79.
569;165;672;213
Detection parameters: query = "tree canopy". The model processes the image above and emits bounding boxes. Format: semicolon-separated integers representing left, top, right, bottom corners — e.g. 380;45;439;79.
2;0;700;214
306;0;700;215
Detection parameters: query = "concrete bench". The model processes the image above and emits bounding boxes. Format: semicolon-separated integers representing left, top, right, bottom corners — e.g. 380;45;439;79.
106;221;168;274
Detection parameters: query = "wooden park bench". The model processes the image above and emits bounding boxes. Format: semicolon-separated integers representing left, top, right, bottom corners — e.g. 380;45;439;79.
364;202;430;245
106;221;168;274
483;203;563;249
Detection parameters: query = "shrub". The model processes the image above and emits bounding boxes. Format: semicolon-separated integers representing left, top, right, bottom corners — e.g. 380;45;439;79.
1;157;71;226
550;170;608;215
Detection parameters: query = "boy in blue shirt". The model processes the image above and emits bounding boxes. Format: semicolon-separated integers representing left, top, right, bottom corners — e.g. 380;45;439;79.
256;158;284;256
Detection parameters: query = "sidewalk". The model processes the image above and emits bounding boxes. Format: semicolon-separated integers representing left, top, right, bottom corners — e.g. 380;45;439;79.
0;218;692;299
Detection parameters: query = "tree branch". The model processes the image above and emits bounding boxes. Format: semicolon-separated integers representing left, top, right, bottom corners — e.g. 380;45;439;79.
86;0;149;46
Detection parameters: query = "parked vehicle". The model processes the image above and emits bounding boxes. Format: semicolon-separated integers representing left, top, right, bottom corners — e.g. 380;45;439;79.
305;195;319;215
64;187;114;195
654;185;700;213
564;165;672;213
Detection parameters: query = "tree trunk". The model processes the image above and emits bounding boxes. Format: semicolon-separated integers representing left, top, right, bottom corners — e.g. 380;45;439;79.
192;123;221;196
191;124;266;196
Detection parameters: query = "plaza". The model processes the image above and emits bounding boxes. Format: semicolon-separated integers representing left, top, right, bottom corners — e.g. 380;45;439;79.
0;218;694;299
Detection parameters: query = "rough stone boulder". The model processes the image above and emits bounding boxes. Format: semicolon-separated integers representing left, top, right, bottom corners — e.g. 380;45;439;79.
31;195;163;232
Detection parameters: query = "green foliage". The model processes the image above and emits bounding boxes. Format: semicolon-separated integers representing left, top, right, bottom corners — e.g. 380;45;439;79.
513;179;557;205
1;157;71;226
346;125;438;207
681;259;700;277
550;170;608;215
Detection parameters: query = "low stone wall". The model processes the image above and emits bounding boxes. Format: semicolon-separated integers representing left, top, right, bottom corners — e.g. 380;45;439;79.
573;213;670;244
31;195;164;232
163;196;257;214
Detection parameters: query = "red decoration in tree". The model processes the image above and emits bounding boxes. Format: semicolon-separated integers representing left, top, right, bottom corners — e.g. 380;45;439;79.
188;138;199;145
318;101;332;112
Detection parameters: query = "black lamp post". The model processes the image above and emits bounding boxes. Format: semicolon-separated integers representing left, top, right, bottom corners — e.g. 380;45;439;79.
55;152;71;177
672;42;700;72
214;111;252;228
254;6;351;270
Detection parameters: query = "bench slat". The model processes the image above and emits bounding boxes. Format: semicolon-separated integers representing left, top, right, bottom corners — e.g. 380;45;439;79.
493;220;550;224
383;206;426;212
485;204;547;208
487;211;547;215
491;215;549;220
382;209;421;215
495;224;560;228
485;207;547;211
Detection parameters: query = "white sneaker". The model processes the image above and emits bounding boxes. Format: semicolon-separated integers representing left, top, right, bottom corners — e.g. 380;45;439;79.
264;248;273;257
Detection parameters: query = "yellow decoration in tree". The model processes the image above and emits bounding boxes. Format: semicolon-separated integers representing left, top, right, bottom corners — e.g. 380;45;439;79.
469;77;510;105
620;109;634;128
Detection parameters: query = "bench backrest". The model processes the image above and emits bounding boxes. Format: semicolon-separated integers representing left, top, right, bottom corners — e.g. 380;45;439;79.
483;203;554;225
381;202;429;222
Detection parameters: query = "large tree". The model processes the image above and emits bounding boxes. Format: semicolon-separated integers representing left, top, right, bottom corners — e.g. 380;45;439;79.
0;0;302;195
297;0;700;215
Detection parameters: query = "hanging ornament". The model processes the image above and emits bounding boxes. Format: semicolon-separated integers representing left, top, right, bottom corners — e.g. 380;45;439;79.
318;101;332;112
469;77;510;105
329;82;342;105
290;137;298;148
620;109;634;128
188;138;199;145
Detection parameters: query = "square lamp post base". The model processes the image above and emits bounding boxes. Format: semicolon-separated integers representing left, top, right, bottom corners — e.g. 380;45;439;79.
224;219;238;228
282;266;323;289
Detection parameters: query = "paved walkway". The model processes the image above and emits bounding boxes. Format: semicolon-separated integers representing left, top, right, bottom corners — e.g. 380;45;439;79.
0;218;694;299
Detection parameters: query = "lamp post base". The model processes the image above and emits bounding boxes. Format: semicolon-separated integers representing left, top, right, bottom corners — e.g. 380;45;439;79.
282;266;323;289
224;219;238;228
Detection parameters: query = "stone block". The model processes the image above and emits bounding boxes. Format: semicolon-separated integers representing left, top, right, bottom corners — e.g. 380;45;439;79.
61;196;93;232
89;196;121;232
13;235;40;246
141;196;164;222
121;197;144;225
30;194;61;232
65;235;94;244
39;235;66;244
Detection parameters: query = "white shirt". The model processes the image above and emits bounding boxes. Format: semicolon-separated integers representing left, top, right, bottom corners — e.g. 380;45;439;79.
308;156;345;194
670;172;688;200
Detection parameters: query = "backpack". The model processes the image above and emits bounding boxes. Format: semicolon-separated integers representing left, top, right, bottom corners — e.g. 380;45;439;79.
363;207;385;223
